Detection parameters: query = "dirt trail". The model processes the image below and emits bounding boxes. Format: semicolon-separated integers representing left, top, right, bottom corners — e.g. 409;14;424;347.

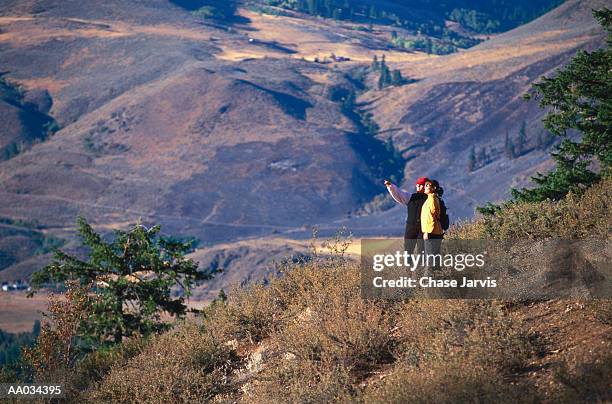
510;299;612;397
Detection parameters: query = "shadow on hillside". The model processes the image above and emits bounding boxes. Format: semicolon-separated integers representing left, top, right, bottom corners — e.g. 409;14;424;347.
170;0;250;24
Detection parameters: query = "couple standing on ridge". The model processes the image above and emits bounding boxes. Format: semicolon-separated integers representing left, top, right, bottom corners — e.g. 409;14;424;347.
384;177;448;256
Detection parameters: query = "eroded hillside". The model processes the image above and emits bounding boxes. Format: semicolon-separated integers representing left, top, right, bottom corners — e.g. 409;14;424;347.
0;0;405;282
0;0;608;299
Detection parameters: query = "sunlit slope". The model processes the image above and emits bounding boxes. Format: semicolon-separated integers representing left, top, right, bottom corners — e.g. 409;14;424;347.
0;0;396;280
361;0;608;219
0;0;607;285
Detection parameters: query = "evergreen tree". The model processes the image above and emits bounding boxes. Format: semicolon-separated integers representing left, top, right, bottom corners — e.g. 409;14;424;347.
371;55;379;71
504;130;514;159
341;90;356;114
378;64;392;89
478;147;487;166
307;0;317;15
31;217;214;344
517;120;527;155
513;8;611;202
377;55;392;89
467;146;477;172
391;69;404;85
369;5;377;19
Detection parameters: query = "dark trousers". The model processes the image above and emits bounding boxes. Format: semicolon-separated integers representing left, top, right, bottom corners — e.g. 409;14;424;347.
424;234;443;256
404;228;424;255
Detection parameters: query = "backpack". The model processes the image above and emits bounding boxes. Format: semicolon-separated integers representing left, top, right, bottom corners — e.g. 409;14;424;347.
439;198;450;231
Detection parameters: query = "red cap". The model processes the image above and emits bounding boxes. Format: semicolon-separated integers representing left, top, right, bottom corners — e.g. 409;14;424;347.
415;177;428;186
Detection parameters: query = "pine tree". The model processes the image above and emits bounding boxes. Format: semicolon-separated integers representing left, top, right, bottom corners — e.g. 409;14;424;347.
467;146;477;172
504;130;514;158
31;217;214;344
517;120;527;155
478;147;487;166
324;0;332;17
377;55;392;89
513;8;611;202
391;69;403;85
371;55;379;71
341;90;356;114
378;64;392;89
369;5;377;19
307;0;317;15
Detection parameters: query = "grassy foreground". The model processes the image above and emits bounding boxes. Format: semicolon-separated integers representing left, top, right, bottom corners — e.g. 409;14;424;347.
9;179;612;403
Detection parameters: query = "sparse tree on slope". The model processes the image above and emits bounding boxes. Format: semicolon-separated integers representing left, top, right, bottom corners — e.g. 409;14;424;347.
371;55;379;71
517;120;527;155
504;130;515;159
513;8;611;202
31;217;213;344
468;145;477;172
391;69;404;85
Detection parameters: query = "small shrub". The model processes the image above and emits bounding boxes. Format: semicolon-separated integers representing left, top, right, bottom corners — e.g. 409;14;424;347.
71;337;147;393
362;360;538;404
22;281;93;385
449;177;611;239
276;282;395;370
88;323;235;403
363;300;539;403
246;359;355;403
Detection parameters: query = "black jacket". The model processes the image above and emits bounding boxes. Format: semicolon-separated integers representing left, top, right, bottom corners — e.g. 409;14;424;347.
405;193;427;238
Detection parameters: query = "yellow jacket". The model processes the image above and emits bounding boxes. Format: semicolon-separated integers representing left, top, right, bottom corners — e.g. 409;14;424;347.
421;193;443;235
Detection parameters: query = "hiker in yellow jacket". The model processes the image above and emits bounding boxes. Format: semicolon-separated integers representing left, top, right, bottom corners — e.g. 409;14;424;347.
421;179;444;255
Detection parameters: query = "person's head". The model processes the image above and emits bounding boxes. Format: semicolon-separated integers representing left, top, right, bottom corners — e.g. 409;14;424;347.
424;179;437;195
415;177;428;193
430;180;444;197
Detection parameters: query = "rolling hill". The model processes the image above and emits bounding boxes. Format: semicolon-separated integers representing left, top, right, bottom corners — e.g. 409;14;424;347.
0;0;608;300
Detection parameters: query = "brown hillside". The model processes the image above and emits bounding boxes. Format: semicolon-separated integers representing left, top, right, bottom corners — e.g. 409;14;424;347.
360;0;608;219
0;0;608;292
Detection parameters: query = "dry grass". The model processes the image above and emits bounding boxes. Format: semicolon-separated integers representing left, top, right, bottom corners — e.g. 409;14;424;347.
232;9;431;63
0;16;213;48
87;323;235;403
358;299;540;403
60;181;612;402
448;177;612;239
0;292;48;333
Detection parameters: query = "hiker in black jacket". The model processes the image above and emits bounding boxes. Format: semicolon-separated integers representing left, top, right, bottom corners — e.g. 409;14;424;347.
384;177;429;254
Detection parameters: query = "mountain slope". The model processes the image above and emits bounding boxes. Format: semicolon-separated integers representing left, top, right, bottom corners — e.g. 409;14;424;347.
346;0;608;223
0;0;608;288
0;0;399;280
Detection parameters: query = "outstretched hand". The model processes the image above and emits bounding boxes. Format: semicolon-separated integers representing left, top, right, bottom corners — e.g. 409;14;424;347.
384;179;391;186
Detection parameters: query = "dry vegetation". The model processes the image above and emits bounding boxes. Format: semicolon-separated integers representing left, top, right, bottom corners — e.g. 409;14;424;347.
449;176;612;240
28;179;609;403
1;2;610;400
227;10;430;63
0;292;48;333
